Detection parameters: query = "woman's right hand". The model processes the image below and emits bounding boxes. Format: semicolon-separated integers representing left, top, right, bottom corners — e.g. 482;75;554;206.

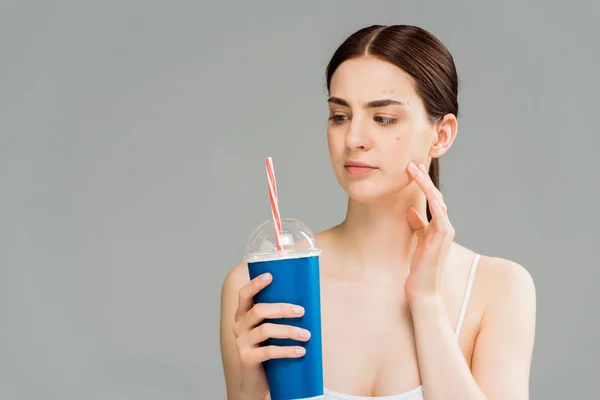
233;272;311;399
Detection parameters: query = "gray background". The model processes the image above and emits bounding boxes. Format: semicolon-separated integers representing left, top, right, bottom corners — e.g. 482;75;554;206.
1;1;598;399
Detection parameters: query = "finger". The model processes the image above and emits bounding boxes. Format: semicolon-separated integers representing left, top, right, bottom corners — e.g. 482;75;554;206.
429;198;449;233
247;323;311;346
237;273;273;315
416;162;444;208
239;302;305;333
407;162;446;215
421;162;448;216
418;162;443;211
428;199;456;256
406;207;428;239
240;345;306;365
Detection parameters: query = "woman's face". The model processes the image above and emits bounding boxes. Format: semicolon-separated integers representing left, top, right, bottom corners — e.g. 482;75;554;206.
327;56;452;203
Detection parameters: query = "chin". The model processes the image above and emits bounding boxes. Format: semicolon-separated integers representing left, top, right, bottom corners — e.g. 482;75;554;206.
340;180;393;203
337;174;412;204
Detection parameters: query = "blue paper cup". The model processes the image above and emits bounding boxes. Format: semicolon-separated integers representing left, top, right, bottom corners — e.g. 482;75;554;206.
244;218;324;400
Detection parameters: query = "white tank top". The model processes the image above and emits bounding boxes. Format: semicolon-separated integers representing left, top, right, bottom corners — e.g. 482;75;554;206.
320;253;481;400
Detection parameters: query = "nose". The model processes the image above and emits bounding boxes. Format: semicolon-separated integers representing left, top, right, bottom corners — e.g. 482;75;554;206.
344;116;373;151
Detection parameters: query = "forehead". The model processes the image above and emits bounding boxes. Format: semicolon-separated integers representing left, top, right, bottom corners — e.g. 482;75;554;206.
328;56;419;102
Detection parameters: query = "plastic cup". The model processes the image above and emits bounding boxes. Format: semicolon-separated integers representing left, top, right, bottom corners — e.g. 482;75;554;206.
244;218;324;400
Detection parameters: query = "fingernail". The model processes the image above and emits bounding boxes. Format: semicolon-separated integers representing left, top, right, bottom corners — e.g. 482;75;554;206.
299;329;311;339
296;348;306;355
292;306;304;314
408;162;418;172
418;163;426;172
260;273;271;281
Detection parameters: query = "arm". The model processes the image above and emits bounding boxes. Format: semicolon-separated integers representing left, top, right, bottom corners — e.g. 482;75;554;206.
220;264;246;400
221;263;272;400
470;259;536;399
409;259;536;400
220;263;300;400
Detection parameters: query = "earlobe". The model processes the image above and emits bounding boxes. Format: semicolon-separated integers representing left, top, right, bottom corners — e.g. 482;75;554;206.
429;114;457;159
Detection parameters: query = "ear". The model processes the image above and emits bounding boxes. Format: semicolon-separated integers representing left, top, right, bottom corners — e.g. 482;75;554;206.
429;113;457;159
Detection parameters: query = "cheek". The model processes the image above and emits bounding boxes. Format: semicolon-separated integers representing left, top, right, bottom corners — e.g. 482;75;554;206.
392;125;430;155
391;131;412;150
327;129;344;159
326;128;334;147
388;129;423;171
390;122;412;143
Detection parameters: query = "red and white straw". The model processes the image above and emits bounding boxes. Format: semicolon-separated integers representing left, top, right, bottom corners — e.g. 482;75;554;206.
265;157;283;251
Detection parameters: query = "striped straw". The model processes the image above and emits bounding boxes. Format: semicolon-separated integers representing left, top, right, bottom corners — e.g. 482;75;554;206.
265;157;283;251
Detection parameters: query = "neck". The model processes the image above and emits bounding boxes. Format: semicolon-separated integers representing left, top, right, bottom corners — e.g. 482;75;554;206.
335;189;427;274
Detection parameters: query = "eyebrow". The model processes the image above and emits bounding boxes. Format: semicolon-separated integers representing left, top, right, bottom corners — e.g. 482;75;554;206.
327;96;407;108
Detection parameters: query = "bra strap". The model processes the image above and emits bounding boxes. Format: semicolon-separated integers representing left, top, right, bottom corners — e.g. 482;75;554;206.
454;253;480;340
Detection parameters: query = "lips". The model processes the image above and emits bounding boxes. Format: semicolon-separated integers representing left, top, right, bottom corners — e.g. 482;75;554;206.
344;161;375;168
344;161;377;176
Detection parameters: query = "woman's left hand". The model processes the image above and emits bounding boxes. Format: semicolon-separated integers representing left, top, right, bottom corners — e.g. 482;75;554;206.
404;161;455;303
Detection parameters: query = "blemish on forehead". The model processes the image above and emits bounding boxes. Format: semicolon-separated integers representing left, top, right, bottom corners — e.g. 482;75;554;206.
390;89;395;93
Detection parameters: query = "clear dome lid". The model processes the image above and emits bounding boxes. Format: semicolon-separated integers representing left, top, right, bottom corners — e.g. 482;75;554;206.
243;218;322;263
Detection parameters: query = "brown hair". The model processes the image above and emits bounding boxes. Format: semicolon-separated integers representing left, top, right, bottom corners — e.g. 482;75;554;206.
325;25;459;221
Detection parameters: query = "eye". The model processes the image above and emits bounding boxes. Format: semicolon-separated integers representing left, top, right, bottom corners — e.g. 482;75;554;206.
374;116;397;127
329;115;349;125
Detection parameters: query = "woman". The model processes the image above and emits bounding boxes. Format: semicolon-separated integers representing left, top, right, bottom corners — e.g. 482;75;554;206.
220;24;536;400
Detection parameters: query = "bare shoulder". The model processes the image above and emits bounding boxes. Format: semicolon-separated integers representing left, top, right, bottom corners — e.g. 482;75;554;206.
451;242;533;283
476;254;536;302
467;251;536;335
314;224;340;246
448;242;536;317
